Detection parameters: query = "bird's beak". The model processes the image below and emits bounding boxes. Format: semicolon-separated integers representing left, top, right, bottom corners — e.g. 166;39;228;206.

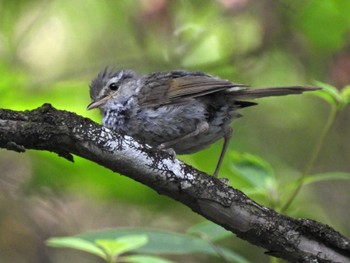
87;95;112;110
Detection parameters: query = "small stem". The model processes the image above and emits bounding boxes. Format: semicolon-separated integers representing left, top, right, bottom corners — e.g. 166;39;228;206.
280;106;338;213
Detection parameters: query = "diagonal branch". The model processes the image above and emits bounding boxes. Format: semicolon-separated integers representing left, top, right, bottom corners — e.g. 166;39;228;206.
0;104;349;262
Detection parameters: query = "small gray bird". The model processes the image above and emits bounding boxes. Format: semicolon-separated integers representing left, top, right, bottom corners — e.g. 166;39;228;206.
87;69;318;177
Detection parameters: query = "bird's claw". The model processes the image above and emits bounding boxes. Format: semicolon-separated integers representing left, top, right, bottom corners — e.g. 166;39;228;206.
158;145;177;160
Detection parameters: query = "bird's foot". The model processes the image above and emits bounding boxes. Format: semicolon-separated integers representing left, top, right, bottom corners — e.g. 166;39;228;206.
158;145;177;160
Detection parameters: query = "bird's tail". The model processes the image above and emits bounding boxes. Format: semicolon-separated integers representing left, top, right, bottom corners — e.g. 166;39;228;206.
230;86;320;99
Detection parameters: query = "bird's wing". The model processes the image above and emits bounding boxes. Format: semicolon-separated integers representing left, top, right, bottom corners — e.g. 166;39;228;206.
138;71;247;107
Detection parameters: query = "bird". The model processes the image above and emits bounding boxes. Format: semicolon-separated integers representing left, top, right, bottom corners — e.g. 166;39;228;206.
87;68;319;177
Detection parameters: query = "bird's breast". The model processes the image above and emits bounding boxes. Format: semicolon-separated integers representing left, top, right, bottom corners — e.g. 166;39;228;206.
102;109;129;134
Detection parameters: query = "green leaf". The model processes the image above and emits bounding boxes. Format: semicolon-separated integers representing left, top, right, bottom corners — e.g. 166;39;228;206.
283;172;350;194
77;228;248;262
303;172;350;185
78;228;211;255
311;81;341;107
95;235;148;258
340;85;350;109
228;151;275;189
46;237;106;259
187;221;231;242
122;255;174;263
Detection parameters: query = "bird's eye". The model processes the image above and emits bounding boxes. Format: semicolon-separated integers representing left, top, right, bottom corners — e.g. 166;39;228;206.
109;83;119;91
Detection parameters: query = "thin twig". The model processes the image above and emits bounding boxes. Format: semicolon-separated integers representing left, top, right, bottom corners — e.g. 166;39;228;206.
280;105;339;213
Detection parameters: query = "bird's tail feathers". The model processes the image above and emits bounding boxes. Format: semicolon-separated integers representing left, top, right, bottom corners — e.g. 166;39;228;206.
230;86;320;99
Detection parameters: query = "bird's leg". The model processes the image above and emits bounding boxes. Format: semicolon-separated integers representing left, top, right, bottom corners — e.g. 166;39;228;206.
158;121;209;150
213;128;233;177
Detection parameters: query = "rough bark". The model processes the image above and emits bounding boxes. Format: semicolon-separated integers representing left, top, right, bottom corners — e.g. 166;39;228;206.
0;104;349;262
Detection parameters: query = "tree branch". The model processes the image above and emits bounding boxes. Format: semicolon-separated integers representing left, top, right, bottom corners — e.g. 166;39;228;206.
0;104;349;262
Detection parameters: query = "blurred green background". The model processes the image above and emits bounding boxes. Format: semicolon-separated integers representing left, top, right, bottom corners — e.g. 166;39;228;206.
1;0;350;262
